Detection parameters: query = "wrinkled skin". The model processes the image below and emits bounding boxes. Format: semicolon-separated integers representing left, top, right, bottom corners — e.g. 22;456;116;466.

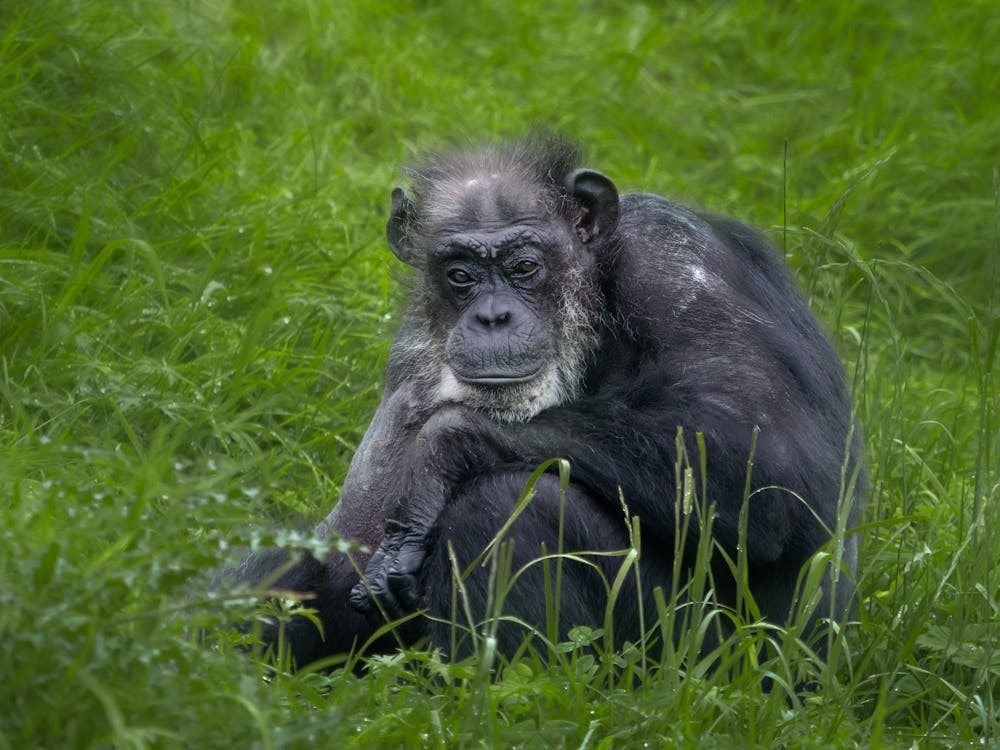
238;135;865;667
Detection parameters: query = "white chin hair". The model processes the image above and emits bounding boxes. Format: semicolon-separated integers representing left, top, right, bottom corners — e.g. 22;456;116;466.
435;365;570;422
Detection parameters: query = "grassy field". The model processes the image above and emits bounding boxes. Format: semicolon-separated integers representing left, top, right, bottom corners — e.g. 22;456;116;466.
1;0;998;747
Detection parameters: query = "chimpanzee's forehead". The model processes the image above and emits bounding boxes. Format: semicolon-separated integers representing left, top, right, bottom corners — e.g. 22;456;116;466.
423;172;553;233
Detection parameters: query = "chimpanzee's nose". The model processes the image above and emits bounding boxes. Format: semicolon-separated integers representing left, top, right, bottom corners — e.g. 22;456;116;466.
474;295;512;327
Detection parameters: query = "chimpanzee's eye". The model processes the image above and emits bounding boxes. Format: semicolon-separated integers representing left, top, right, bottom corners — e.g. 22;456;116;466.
511;260;539;277
447;268;473;286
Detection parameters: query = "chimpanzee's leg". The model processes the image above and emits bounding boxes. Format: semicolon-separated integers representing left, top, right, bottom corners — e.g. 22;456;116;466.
237;548;394;668
417;472;668;658
243;470;669;667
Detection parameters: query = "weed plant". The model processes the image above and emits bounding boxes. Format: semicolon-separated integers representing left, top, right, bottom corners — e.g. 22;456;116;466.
1;1;997;747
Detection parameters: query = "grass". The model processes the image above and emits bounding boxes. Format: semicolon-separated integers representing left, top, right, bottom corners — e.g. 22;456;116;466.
1;0;998;747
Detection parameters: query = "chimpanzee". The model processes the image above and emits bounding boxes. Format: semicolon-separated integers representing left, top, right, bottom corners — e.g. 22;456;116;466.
239;133;865;668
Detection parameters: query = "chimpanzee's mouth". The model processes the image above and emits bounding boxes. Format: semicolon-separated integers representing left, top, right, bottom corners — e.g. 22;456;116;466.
459;371;541;387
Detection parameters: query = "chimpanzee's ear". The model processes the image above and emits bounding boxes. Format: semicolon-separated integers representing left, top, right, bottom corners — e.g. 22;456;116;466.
565;169;619;244
386;187;420;266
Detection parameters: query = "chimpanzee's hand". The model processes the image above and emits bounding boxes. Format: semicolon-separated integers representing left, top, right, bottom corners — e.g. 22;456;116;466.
348;519;427;621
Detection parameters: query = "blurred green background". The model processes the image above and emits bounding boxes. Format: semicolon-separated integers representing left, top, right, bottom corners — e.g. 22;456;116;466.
1;1;997;747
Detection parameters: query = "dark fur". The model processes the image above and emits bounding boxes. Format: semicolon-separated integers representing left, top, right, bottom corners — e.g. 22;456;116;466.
241;134;865;667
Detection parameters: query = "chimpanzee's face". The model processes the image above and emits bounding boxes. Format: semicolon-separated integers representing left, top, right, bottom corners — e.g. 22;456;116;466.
386;161;619;421
424;178;594;419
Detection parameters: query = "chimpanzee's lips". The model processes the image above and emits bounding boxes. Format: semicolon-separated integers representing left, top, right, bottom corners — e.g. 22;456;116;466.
457;371;541;386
